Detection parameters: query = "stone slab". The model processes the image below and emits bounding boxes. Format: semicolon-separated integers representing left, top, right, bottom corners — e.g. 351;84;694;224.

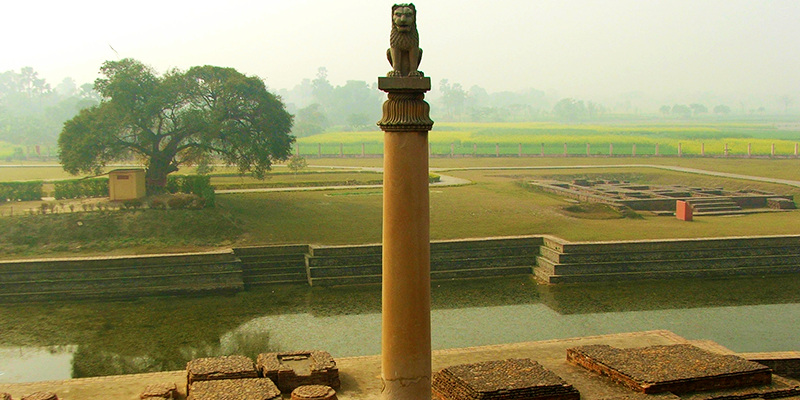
567;344;772;394
186;355;258;393
378;76;431;91
186;378;280;400
432;358;579;400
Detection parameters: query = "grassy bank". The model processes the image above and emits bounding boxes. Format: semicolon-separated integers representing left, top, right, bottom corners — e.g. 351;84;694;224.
2;157;800;259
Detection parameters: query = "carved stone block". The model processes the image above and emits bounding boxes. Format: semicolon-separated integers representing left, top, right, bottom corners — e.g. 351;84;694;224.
257;351;340;393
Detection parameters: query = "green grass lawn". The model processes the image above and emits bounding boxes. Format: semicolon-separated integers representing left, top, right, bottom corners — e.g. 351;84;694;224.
3;119;800;260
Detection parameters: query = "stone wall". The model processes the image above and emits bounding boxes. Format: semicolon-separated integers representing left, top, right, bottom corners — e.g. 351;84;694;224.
5;235;800;302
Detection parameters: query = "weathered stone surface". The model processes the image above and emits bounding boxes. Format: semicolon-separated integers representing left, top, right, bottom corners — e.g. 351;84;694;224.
291;385;338;400
1;393;12;400
20;392;57;400
187;378;280;400
432;358;580;400
567;344;772;394
677;374;800;400
186;355;258;394
257;351;340;393
140;382;177;399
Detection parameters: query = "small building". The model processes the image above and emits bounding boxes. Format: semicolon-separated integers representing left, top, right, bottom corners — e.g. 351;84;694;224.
108;169;146;201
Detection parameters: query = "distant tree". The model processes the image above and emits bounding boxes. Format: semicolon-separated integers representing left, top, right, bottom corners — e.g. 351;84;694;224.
292;103;328;137
671;104;692;118
439;79;467;120
713;105;731;115
553;98;586;121
659;105;671;115
779;95;793;114
758;106;766;114
311;67;334;114
287;154;307;175
689;103;708;116
346;113;370;131
0;67;97;146
58;58;294;193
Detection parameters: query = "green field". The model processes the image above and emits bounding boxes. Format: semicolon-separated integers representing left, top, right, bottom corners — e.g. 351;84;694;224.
298;121;800;157
3;156;800;259
2;119;800;259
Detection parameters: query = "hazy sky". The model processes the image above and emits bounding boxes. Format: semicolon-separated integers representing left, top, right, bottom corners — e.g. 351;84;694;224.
2;0;799;99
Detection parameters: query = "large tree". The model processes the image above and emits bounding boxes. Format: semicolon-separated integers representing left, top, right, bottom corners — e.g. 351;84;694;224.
58;59;294;192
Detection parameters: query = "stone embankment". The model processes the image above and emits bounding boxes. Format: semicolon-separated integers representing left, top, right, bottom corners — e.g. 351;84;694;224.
4;234;800;302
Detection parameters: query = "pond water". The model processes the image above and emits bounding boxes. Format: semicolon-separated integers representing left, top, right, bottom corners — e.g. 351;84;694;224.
1;275;798;383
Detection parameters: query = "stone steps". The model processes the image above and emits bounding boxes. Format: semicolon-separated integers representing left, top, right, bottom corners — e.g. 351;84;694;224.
687;197;742;214
535;235;800;284
234;245;310;287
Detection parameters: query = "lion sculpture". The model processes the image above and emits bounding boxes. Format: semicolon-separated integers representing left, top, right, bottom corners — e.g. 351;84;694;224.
387;3;423;77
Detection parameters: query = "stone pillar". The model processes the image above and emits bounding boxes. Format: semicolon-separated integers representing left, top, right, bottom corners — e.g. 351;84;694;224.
378;76;434;400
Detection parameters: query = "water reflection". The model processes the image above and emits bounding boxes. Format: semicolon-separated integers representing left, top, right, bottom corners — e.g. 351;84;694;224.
0;275;798;383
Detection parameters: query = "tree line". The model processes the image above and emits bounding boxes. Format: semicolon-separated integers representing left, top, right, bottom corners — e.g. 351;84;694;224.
0;67;100;153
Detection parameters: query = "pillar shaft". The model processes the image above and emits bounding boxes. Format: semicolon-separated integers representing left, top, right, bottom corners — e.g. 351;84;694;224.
378;77;433;400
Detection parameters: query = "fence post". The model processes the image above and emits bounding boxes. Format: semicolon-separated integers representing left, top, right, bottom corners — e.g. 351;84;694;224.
632;143;636;157
656;143;660;156
473;143;477;157
450;143;454;158
361;143;365;157
586;143;590;156
496;143;499;157
748;143;751;157
340;143;344;158
541;143;545;156
318;143;322;158
724;143;728;157
701;143;705;157
518;143;522;157
609;143;613;156
771;143;775;157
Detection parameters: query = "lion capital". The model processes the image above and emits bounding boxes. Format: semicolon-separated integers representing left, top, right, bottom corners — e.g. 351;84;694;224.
387;3;423;78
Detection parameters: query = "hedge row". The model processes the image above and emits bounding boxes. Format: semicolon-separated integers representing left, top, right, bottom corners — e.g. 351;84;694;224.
0;181;43;202
54;178;109;200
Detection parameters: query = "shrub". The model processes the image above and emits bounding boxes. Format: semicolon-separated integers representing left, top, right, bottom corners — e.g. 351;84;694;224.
167;195;191;210
148;198;167;210
166;175;215;208
122;198;143;210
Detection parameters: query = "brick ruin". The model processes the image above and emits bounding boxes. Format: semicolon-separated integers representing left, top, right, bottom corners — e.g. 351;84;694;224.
529;179;795;216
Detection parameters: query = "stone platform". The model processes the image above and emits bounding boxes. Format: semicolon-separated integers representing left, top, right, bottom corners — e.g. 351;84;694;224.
1;331;797;400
